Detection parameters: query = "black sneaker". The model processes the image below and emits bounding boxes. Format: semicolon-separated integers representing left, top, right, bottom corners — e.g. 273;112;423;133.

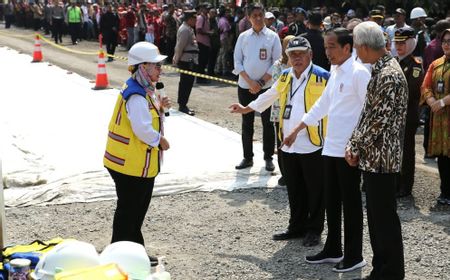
437;195;448;205
305;250;343;264
332;259;367;273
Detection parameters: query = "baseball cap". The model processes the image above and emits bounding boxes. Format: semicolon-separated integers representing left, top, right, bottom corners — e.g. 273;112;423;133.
394;8;406;15
369;9;384;19
265;12;275;19
286;36;311;54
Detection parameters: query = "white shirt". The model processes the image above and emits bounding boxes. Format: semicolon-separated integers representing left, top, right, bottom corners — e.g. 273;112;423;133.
233;26;282;89
126;94;161;147
248;64;321;154
302;57;370;157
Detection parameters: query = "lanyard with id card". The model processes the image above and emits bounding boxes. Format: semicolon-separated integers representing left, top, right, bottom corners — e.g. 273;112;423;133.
282;77;307;120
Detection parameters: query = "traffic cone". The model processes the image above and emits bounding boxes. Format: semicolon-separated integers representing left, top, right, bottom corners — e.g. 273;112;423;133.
93;50;109;90
31;34;43;63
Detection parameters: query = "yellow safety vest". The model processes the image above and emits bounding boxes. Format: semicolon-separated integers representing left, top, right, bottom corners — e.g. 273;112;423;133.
276;66;329;146
104;79;161;178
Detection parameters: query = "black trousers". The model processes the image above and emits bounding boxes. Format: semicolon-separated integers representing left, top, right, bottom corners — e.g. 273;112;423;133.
68;22;81;44
238;86;274;160
165;37;176;64
177;61;197;108
397;122;418;194
197;42;210;82
437;156;450;198
52;18;63;43
282;149;325;234
207;46;219;76
363;171;404;280
322;156;363;262
108;168;155;246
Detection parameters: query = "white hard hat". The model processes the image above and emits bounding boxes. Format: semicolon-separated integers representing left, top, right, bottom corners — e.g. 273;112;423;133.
100;241;151;280
128;42;167;66
30;241;100;280
265;12;275;19
410;7;427;19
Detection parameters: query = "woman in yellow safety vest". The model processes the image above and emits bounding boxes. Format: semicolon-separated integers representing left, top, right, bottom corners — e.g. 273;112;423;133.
103;42;170;265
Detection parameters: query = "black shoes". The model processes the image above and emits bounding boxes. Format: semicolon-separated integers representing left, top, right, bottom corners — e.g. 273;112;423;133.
277;176;286;186
302;233;321;247
235;159;253;170
149;255;158;267
265;160;275;171
305;250;343;264
332;259;367;273
179;106;195;116
396;189;412;198
272;230;305;241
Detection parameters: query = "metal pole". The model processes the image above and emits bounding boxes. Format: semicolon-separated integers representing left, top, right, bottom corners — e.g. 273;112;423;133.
0;160;6;249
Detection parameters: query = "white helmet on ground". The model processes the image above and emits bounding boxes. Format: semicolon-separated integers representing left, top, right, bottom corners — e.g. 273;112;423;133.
30;241;101;280
100;241;152;280
410;7;427;19
128;42;167;66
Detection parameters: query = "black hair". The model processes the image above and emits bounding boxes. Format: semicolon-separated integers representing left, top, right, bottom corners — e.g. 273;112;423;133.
325;27;353;51
247;3;264;16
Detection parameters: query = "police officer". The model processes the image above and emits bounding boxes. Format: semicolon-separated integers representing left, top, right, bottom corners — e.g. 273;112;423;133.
173;10;199;116
394;27;425;198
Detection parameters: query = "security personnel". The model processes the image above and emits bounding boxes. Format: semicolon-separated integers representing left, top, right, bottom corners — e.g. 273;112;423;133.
104;42;170;266
230;36;329;247
173;10;199;116
394;27;424;197
66;0;82;45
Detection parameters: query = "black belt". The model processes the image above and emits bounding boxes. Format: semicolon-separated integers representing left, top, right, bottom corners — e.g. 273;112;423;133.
183;50;199;54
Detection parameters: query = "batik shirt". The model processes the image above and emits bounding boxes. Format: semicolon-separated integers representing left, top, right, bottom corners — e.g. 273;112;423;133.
347;53;408;173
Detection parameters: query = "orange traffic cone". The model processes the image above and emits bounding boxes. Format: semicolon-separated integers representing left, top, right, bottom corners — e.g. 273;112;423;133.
93;50;109;90
31;34;43;63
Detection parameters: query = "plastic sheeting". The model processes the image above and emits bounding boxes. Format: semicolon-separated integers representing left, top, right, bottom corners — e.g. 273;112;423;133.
0;47;279;208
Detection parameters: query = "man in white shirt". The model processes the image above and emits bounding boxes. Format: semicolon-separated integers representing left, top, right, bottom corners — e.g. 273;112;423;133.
286;28;370;273
230;36;330;247
385;8;410;57
232;3;282;171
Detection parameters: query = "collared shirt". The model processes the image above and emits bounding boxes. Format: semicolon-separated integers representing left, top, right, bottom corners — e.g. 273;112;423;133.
248;64;321;154
233;26;282;89
173;22;199;64
302;56;371;157
196;14;211;47
347;53;408;173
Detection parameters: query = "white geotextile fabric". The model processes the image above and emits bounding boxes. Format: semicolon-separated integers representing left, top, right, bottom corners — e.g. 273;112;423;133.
0;47;279;208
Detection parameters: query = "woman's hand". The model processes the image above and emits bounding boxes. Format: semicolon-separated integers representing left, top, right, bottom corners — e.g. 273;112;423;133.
430;99;445;113
345;148;359;167
159;136;170;151
161;96;171;109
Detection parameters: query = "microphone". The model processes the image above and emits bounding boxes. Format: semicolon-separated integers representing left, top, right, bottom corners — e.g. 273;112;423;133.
156;82;170;117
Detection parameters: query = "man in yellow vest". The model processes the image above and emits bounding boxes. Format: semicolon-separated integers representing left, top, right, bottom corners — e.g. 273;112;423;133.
230;36;329;246
103;42;170;266
66;0;82;45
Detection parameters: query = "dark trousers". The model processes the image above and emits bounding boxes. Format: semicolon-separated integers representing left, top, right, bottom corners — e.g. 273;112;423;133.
68;22;81;44
197;42;210;82
322;156;363;262
363;171;404;280
108;168;155;246
165;37;176;64
398;122;418;194
207;46;219;76
52;18;63;43
282;149;325;234
33;18;41;31
238;86;275;160
177;61;197;108
5;14;14;28
437;156;450;198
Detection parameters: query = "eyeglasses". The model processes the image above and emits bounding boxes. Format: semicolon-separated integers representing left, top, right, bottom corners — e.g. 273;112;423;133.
442;39;450;45
145;62;162;68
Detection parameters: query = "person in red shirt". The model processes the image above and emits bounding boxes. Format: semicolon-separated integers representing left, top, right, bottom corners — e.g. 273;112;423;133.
125;6;137;50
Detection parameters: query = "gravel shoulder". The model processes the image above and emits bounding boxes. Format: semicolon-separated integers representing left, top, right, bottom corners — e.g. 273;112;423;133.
1;28;449;280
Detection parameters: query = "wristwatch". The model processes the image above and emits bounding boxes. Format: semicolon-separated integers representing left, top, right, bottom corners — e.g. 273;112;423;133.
440;99;445;108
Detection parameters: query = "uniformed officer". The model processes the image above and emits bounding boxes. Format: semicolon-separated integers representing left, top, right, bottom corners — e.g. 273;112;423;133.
173;10;199;116
394;27;425;197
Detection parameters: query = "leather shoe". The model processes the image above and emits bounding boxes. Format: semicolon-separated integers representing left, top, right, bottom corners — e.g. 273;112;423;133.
265;159;275;171
235;159;253;169
149;255;158;267
272;230;305;241
179;106;195;116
